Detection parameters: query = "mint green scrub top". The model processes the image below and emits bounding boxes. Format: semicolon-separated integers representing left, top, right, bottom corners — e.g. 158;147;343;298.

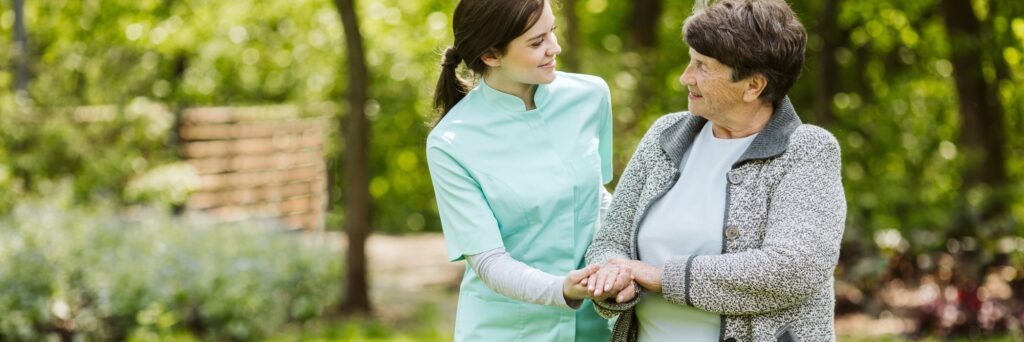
426;72;613;342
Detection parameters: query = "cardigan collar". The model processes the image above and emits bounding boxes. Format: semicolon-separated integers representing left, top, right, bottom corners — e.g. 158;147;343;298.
659;96;803;168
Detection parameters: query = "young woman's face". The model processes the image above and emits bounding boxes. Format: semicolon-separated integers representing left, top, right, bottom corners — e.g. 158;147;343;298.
487;1;561;85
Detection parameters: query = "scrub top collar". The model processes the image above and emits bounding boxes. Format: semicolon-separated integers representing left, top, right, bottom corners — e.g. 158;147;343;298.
478;77;553;112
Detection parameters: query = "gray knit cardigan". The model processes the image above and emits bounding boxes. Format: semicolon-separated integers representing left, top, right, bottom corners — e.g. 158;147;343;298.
585;97;847;342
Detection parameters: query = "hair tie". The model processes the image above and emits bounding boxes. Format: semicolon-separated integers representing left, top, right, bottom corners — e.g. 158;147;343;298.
442;47;462;68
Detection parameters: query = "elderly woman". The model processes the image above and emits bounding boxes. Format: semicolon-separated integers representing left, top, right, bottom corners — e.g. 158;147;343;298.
584;0;846;341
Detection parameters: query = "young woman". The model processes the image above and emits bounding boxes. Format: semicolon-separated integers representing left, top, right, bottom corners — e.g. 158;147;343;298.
425;0;630;340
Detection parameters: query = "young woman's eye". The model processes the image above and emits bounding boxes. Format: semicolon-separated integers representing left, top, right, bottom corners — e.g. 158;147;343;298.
531;40;544;48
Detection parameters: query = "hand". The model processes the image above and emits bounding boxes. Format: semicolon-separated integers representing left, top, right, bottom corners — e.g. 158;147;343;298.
612;280;639;303
624;260;663;293
585;258;633;300
563;264;600;301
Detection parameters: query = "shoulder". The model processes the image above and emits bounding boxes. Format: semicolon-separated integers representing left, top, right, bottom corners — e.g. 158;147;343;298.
631;112;689;152
650;112;689;133
426;86;488;149
787;124;841;160
426;112;470;159
551;72;610;97
640;112;690;143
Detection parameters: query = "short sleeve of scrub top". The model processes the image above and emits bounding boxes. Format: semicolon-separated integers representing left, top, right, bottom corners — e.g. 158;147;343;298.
425;147;504;261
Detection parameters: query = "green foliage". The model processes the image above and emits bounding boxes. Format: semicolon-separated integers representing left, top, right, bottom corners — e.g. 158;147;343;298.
0;95;185;211
10;0;343;106
0;188;342;341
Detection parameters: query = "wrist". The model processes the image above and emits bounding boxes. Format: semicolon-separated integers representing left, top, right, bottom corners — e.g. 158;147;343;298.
562;278;584;300
635;263;663;293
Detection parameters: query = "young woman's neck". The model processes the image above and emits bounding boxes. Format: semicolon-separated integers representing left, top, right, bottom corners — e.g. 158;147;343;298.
484;72;537;110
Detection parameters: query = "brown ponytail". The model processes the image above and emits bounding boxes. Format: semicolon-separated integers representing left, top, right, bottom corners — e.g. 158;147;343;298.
433;47;471;119
432;0;546;123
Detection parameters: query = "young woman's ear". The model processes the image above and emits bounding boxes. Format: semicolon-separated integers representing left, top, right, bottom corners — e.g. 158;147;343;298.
481;48;502;68
743;73;768;102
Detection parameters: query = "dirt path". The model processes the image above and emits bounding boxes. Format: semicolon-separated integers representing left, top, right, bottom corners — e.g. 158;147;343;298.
322;232;462;328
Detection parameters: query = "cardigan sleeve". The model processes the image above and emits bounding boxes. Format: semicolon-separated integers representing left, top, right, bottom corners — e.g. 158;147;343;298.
660;127;847;315
586;115;678;317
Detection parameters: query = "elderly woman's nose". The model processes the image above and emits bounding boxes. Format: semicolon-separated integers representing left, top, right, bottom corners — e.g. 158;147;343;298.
679;70;695;86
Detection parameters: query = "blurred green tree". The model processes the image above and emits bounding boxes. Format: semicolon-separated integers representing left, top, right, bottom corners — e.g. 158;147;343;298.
333;0;372;316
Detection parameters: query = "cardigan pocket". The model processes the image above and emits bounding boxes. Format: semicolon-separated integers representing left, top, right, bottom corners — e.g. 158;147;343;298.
774;322;801;342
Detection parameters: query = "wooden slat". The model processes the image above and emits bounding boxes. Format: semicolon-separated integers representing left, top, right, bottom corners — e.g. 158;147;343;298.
187;150;323;174
279;195;314;215
228;151;323;173
187;158;230;174
181;105;311;124
181;135;323;158
180;118;326;141
181;107;237;124
192;195;316;219
197;165;324;191
188;181;325;209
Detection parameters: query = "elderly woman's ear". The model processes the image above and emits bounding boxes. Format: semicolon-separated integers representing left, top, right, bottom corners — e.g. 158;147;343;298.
743;73;768;103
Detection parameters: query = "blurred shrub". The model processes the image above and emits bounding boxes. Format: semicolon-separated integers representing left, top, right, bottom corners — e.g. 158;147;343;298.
0;95;187;213
0;187;342;341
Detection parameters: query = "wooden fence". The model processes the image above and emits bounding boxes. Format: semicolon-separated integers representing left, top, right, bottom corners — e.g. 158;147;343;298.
180;105;331;231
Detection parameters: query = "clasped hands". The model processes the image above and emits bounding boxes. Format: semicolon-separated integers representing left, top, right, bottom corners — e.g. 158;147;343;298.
562;258;663;304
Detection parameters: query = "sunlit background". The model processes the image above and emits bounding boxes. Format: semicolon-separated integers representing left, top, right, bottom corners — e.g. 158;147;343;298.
1;0;1023;340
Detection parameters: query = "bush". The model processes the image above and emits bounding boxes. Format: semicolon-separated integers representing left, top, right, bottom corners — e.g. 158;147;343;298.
0;95;184;213
0;189;342;341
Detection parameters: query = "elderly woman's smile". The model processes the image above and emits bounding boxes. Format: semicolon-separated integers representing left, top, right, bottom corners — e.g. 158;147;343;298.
688;88;703;100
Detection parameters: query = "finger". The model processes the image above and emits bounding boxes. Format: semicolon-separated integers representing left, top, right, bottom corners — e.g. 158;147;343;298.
593;269;607;296
610;269;631;293
597;267;618;296
616;282;636;303
604;267;622;291
568;264;599;283
587;274;598;292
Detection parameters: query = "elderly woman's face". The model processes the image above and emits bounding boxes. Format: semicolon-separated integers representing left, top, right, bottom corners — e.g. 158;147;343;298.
679;48;748;120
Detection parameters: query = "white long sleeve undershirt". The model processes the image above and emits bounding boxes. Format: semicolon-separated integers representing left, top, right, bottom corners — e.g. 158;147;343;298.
464;186;613;310
466;247;581;310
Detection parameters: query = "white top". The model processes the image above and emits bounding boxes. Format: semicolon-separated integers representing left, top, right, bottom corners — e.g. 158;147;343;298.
635;121;757;342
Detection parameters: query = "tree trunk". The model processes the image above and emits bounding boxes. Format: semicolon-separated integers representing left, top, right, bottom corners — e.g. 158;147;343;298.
13;0;30;94
940;0;1009;335
620;0;662;165
559;0;580;72
628;0;661;49
940;0;1008;226
334;0;372;315
816;0;840;126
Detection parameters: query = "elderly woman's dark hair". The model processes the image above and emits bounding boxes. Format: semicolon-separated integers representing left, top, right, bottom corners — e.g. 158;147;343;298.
684;0;806;105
